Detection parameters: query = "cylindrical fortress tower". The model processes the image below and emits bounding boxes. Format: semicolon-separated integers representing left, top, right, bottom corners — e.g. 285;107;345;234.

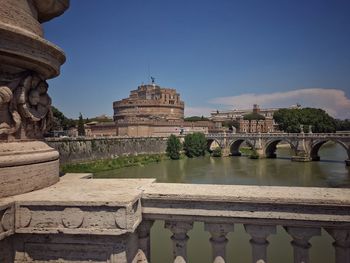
0;0;69;198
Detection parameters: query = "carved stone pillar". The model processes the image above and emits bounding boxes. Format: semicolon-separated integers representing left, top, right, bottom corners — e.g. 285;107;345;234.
137;220;154;263
0;0;69;198
285;226;321;263
244;224;276;263
204;223;234;263
325;228;350;263
165;221;193;263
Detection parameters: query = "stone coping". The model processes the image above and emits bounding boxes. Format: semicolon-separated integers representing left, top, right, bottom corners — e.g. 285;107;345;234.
3;174;155;206
141;183;350;206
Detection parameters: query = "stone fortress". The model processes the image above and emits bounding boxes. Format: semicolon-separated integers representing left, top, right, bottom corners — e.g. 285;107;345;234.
113;83;209;137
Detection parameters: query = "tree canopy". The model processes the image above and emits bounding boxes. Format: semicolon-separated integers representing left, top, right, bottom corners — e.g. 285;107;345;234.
183;132;207;158
78;113;86;136
50;106;76;131
243;113;265;121
273;108;336;133
166;135;182;160
184;116;209;122
335;119;350;131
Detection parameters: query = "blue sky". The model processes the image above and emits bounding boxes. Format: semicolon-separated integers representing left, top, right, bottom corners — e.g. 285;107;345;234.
44;0;350;119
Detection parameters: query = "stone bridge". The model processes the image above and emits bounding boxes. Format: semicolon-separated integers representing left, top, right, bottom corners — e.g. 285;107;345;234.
206;132;350;166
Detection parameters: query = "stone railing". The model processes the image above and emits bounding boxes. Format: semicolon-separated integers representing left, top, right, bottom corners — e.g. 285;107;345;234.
206;132;350;139
139;183;350;263
1;176;349;262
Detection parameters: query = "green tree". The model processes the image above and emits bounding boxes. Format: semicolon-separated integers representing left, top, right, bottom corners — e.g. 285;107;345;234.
183;132;207;158
50;106;76;131
166;135;182;160
243;112;265;121
184;116;209;121
335;119;350;131
273;108;336;133
78;113;86;136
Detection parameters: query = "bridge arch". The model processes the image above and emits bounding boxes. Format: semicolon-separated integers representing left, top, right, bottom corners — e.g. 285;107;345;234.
229;139;255;156
264;139;297;158
207;138;222;153
310;139;350;161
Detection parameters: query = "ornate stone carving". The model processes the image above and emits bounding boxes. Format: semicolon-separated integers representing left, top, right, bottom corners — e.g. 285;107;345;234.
115;208;127;229
1;208;14;232
0;72;52;140
0;85;21;136
61;208;84;229
18;207;32;228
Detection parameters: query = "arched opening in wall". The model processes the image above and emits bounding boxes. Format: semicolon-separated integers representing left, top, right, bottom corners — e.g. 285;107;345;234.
229;139;254;156
310;140;349;163
265;139;294;159
207;139;221;153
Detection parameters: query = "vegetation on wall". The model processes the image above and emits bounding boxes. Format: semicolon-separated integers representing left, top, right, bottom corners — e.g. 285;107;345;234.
183;132;207;158
166;135;182;160
273;108;336;133
61;154;166;173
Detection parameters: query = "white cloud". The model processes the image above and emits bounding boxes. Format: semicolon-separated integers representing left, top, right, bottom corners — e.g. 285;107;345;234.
209;88;350;119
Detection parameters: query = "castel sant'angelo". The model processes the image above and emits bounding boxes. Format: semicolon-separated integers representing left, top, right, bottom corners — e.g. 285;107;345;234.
113;82;208;136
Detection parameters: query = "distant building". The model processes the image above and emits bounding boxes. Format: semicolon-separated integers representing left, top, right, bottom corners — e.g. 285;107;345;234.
85;122;116;137
210;104;301;133
113;83;209;137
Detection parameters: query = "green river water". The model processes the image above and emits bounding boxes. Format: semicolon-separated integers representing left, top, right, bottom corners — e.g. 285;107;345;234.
95;143;349;263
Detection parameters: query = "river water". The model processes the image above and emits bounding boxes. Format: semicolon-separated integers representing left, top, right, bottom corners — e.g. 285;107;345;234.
95;143;349;263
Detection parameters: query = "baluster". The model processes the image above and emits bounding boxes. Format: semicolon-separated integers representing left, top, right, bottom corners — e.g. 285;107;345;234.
325;228;350;263
137;220;154;263
284;226;321;263
204;223;234;263
165;221;193;263
244;224;276;263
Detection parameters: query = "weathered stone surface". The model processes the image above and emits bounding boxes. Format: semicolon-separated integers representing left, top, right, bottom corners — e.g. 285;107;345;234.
0;141;59;198
142;183;350;225
13;233;139;263
3;175;153;236
46;137;167;164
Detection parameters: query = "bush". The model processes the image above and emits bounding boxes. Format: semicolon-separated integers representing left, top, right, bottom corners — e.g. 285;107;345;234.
249;150;260;159
211;147;222;157
166;135;182;160
183;132;207;158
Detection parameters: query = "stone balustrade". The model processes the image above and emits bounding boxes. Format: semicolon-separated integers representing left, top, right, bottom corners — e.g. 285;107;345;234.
139;183;350;263
0;176;350;262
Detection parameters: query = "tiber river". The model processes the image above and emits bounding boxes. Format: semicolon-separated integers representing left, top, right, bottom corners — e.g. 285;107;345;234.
95;142;349;263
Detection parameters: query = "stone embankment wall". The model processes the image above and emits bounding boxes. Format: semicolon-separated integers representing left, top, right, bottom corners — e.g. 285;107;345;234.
46;137;167;164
